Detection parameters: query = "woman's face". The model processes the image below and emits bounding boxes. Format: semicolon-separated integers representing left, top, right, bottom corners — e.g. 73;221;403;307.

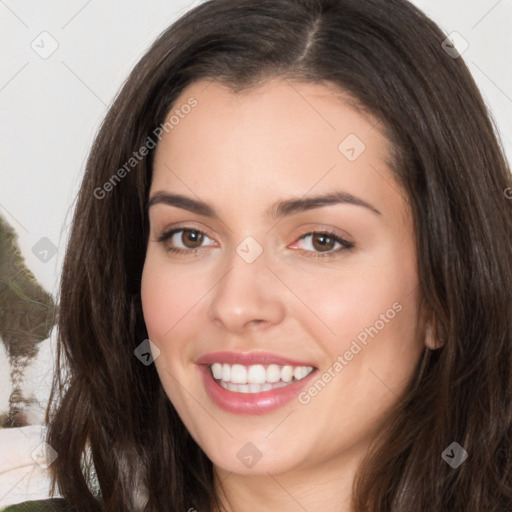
141;77;432;477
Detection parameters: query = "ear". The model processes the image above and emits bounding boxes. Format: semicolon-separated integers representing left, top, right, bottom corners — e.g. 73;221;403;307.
420;303;446;350
424;321;445;350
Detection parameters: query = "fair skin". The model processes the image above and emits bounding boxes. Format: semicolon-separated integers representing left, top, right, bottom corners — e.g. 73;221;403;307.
141;77;437;512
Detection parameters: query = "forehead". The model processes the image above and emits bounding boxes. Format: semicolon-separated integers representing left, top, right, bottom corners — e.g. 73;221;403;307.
155;77;382;153
150;77;404;222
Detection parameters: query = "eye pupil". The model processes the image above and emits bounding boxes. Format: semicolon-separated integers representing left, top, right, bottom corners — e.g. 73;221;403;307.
183;229;203;248
312;233;335;252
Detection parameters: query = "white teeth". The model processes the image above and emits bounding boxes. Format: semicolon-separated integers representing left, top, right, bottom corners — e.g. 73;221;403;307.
222;363;231;382
211;363;223;379
249;383;262;393
293;366;309;380
210;362;314;392
219;380;291;393
281;365;293;383
266;364;281;383
230;364;247;384
247;364;267;384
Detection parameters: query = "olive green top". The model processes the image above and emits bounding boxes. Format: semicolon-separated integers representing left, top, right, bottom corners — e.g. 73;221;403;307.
2;499;71;512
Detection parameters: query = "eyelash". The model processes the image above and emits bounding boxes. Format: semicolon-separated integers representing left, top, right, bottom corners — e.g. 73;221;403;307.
156;227;354;259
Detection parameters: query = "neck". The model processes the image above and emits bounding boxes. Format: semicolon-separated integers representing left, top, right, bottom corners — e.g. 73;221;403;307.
212;441;368;512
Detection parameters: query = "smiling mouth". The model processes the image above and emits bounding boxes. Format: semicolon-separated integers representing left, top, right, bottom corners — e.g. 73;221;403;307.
210;362;315;394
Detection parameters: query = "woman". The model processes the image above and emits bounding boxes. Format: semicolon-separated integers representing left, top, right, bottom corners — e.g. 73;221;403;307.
6;0;512;510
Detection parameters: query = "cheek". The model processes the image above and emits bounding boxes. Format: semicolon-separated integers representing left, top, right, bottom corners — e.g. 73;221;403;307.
141;263;171;338
327;258;422;397
140;255;195;341
297;244;418;353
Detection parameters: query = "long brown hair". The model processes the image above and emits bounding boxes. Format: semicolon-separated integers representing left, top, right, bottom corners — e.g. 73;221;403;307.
46;0;512;510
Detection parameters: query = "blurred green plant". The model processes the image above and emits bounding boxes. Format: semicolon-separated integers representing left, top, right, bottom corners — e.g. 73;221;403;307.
0;215;55;427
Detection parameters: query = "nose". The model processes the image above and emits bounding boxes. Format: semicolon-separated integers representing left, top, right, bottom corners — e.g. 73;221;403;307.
207;242;286;334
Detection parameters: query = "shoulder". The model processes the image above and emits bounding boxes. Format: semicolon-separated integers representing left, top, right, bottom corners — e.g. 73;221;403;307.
2;499;72;512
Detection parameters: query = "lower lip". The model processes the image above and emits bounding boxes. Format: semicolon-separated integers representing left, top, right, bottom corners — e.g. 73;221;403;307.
198;364;317;415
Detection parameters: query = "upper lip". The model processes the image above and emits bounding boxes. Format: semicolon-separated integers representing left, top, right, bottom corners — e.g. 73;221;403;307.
196;351;316;367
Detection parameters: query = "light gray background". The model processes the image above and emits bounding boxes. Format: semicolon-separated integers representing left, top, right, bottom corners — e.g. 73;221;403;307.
1;0;511;296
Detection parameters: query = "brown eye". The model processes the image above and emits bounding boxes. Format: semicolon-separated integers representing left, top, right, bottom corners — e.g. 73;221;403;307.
156;227;214;254
311;233;336;252
293;230;354;258
180;229;204;249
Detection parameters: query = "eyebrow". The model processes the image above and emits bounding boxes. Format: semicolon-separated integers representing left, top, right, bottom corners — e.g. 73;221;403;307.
147;190;382;218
